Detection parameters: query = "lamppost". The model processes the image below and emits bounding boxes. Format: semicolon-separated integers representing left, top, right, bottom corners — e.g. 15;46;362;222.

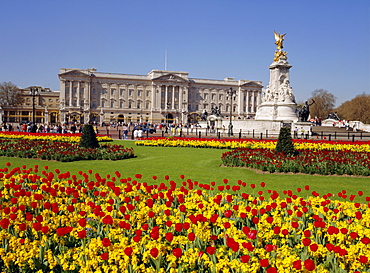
165;102;170;133
226;87;236;136
29;87;39;124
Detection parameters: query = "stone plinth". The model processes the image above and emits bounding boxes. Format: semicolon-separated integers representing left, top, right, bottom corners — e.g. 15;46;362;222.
255;56;298;122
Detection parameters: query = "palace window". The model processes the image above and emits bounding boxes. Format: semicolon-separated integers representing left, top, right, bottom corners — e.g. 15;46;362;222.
120;101;123;108
101;100;105;107
129;89;133;96
146;90;150;97
120;89;124;96
138;90;142;97
111;101;114;108
102;89;106;95
111;89;115;96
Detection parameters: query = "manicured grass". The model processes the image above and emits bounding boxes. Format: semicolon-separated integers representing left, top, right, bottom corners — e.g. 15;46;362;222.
0;140;369;202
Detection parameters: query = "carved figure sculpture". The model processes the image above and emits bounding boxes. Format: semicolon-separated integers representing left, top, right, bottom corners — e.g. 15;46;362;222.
262;86;273;103
278;79;295;103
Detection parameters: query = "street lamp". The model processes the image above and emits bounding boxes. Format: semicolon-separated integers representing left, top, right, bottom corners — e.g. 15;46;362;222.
226;87;236;136
29;87;39;124
165;102;170;133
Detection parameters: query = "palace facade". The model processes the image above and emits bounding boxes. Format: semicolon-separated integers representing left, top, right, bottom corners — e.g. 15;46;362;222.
0;86;60;124
58;68;263;124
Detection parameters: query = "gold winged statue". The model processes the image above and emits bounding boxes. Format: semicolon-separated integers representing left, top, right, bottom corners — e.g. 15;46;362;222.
273;31;288;62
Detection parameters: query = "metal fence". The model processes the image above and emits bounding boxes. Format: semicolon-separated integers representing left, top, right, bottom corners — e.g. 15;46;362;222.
102;126;370;142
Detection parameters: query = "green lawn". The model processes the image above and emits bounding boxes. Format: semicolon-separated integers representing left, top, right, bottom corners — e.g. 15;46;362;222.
0;140;369;202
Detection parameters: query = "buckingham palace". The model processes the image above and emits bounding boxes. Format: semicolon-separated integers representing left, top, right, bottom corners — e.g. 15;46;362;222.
58;68;263;124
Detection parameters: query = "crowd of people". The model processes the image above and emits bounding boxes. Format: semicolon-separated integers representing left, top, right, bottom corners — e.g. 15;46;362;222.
0;122;85;134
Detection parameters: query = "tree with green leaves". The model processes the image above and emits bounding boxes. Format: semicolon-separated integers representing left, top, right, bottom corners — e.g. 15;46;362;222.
276;126;295;155
0;81;24;106
79;124;99;148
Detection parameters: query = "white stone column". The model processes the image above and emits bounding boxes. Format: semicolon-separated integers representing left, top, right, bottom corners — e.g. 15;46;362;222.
107;83;111;102
115;84;119;108
60;79;66;104
257;90;261;106
171;86;175;109
251;91;255;113
165;85;168;108
124;84;129;107
183;87;188;112
179;86;183;111
246;91;250;114
151;84;156;109
77;81;81;107
69;81;73;107
237;87;243;116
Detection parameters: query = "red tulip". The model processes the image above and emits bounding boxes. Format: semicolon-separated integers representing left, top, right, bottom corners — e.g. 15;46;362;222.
41;226;49;234
304;259;315;271
206;246;216;255
172;248;182;258
56;226;73;236
124;247;133;256
240;255;250;263
78;218;87;227
259;259;269;267
292;260;302;270
309;243;318;252
100;252;109;260
33;222;42;231
359;255;368;264
102;238;111;247
175;223;183;232
188;232;196;241
266;267;277;273
19;223;27;231
78;230;87;239
150;248;159;258
302;238;311;246
165;232;174;242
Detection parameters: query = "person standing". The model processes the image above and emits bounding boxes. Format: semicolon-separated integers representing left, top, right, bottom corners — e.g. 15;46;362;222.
122;125;128;139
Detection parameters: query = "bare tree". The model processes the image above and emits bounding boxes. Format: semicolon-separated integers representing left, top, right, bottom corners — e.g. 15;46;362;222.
335;93;370;123
308;89;336;119
0;82;24;106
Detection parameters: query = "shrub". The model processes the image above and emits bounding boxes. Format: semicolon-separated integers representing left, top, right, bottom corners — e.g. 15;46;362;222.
275;127;295;155
79;124;99;149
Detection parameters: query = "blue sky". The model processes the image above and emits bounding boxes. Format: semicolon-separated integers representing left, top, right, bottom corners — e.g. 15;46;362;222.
0;0;369;106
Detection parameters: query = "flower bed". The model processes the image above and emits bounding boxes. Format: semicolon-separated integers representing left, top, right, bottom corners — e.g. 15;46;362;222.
221;148;370;176
0;131;112;143
0;163;369;272
136;137;370;152
0;139;134;162
137;138;370;176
